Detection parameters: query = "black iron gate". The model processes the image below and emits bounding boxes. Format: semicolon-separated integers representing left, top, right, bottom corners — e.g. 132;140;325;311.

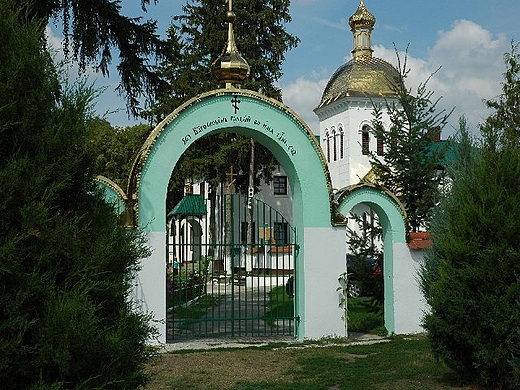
166;193;298;342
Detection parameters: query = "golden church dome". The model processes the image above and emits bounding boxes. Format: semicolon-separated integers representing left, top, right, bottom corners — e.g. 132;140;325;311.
318;57;400;107
348;0;375;29
317;1;400;108
211;8;250;87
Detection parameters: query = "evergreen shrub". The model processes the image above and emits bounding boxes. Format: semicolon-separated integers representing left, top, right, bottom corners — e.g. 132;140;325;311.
421;126;520;389
0;1;156;388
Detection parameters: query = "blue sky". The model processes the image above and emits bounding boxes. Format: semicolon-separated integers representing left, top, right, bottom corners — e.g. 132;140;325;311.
48;0;520;137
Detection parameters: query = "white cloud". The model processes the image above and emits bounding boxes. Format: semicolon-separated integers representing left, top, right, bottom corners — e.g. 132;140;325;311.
281;77;328;135
375;19;508;136
306;16;348;32
45;26;63;53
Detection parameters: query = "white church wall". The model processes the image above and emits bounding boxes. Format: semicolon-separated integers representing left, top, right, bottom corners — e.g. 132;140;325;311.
317;97;397;190
302;226;347;339
392;242;428;334
256;167;293;226
135;231;166;344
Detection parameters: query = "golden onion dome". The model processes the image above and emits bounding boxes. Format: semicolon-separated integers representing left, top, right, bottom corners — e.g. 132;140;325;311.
211;8;250;87
317;1;400;108
349;0;375;29
318;57;400;107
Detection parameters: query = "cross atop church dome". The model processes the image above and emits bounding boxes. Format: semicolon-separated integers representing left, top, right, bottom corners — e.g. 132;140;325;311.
349;0;375;60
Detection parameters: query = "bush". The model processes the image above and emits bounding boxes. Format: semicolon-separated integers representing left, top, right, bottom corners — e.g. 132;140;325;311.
421;120;520;389
0;2;156;388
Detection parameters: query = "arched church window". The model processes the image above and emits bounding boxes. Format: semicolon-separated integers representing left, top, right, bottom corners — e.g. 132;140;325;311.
339;127;344;159
390;127;397;151
332;129;337;161
325;131;330;162
361;125;370;155
377;130;384;156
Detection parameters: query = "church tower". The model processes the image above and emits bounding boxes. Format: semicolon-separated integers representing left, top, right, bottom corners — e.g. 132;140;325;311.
314;0;401;190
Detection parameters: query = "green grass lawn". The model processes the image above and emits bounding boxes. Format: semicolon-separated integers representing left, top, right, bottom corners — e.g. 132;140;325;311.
150;287;481;389
145;335;481;389
348;297;385;335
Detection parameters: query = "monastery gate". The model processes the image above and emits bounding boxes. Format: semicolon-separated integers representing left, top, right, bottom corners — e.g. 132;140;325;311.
99;88;427;344
166;193;297;340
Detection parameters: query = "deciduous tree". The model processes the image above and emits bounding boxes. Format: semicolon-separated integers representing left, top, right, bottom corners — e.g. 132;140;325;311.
86;118;150;191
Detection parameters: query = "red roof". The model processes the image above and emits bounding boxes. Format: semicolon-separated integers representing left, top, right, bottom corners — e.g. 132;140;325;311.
408;232;432;250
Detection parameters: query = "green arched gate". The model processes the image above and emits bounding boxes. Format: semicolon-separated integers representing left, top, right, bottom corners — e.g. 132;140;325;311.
166;193;298;341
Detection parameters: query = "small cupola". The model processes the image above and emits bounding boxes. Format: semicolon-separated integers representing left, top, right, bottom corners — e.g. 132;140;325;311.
211;0;250;88
349;0;375;60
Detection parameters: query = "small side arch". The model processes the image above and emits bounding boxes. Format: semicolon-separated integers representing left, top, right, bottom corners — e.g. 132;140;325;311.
336;184;409;334
95;175;133;227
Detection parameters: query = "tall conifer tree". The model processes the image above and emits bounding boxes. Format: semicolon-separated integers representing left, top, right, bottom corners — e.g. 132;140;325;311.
420;44;520;389
145;0;299;208
13;0;165;116
146;0;299;120
0;2;155;388
369;54;451;232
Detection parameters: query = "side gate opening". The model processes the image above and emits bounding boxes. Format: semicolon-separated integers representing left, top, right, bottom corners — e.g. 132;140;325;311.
166;193;297;341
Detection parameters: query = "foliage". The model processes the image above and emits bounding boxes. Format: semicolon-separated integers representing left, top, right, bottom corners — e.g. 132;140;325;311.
14;0;165;116
421;45;520;389
167;256;211;307
369;49;452;232
145;0;299;121
346;212;382;259
346;212;383;304
482;42;520;145
336;272;349;337
86;118;151;191
167;273;206;307
166;133;279;209
0;2;156;388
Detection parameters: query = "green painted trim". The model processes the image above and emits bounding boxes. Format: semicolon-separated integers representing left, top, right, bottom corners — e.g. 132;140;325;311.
337;185;407;334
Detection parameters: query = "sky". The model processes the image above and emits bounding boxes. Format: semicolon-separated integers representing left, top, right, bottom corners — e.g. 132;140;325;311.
47;0;520;138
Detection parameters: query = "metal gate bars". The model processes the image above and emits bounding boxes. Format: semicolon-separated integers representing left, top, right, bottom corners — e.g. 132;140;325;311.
166;193;298;341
